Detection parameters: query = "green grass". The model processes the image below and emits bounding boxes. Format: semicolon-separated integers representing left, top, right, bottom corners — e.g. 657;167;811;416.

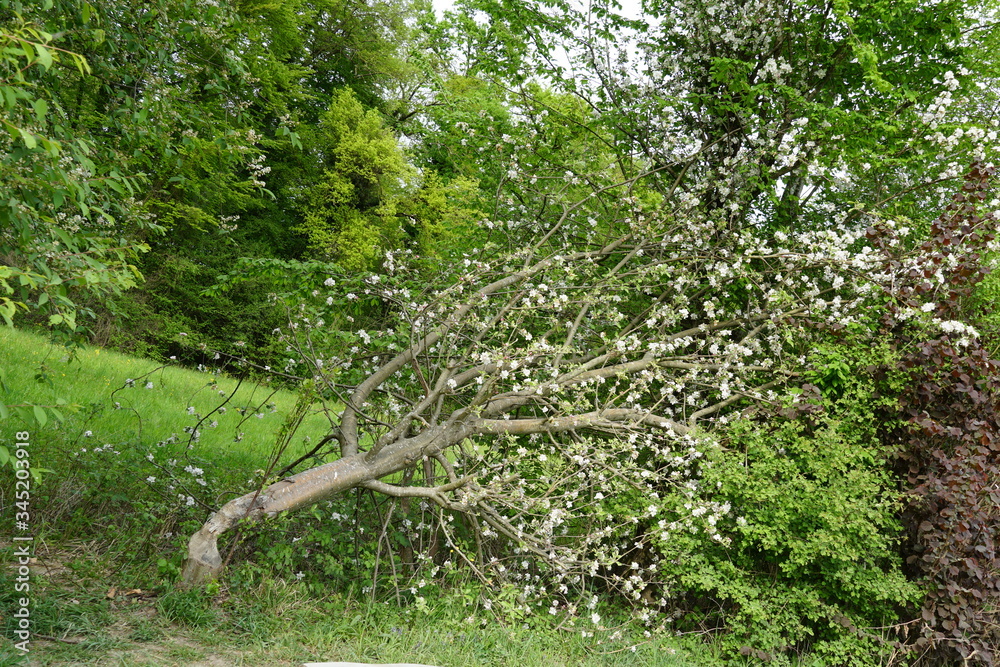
0;325;333;470
0;568;703;666
0;325;341;575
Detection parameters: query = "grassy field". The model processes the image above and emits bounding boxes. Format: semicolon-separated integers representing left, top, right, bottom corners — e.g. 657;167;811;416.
0;327;702;666
0;568;703;666
0;325;333;469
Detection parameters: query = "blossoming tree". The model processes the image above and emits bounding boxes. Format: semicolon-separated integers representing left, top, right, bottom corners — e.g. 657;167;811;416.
180;0;1000;660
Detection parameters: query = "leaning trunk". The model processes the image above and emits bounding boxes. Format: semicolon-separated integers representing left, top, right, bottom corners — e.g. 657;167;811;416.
180;424;455;586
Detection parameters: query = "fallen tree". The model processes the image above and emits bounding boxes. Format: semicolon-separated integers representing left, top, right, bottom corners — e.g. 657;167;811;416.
184;170;910;586
176;0;1000;660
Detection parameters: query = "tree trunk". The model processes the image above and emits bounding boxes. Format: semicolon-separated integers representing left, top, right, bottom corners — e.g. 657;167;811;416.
180;424;455;586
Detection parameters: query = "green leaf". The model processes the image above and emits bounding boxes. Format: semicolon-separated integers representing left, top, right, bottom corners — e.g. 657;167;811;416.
33;404;47;427
0;445;9;466
33;98;47;125
40;138;61;156
0;403;8;422
70;53;90;75
34;43;53;71
0;300;14;326
18;128;36;149
53;228;75;248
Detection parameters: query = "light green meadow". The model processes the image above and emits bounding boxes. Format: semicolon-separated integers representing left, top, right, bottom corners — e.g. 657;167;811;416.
0;325;333;470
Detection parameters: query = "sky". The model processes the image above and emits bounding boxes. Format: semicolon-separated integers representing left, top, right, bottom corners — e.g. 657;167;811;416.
430;0;646;21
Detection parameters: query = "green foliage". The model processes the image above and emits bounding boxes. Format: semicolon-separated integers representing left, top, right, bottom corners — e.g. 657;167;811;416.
439;0;572;83
963;253;1000;356
0;4;151;334
414;75;516;183
395;171;486;259
210;255;419;376
295;88;481;270
99;245;290;366
0;0;321;360
646;366;918;663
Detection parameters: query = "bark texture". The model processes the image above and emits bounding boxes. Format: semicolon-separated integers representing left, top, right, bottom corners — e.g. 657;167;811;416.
182;426;454;585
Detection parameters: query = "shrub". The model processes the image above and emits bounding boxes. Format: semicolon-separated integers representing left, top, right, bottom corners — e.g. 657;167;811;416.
647;346;919;664
880;161;1000;664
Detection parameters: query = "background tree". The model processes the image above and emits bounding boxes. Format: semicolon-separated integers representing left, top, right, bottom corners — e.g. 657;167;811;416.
0;1;151;333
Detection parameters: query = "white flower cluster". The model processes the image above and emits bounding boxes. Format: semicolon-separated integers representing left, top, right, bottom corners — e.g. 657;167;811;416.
938;319;979;346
